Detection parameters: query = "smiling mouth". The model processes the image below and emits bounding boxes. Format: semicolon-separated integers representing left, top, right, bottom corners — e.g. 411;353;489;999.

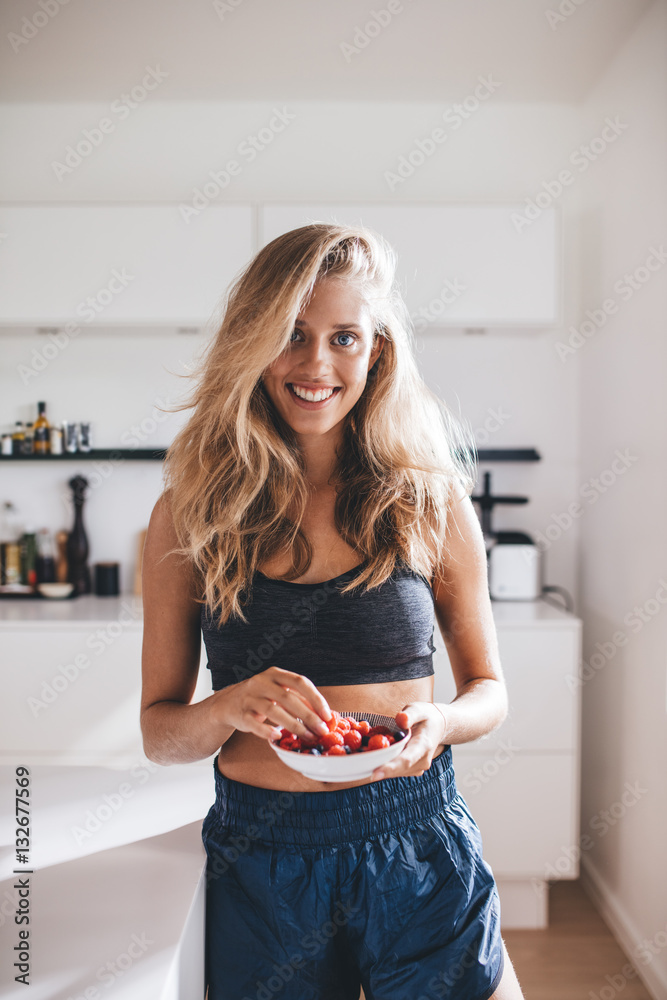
287;383;342;402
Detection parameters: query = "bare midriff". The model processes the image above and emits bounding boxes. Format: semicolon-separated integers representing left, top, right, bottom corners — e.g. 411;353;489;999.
216;676;445;792
216;489;443;791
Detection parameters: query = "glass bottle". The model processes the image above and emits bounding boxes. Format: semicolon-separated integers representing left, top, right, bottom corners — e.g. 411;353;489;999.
22;423;34;455
36;528;56;584
33;401;50;455
12;422;25;456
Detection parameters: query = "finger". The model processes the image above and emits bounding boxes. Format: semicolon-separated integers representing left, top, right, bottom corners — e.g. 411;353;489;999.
372;735;431;779
265;688;330;737
260;698;330;740
268;668;333;721
373;754;430;780
395;704;430;730
245;710;283;742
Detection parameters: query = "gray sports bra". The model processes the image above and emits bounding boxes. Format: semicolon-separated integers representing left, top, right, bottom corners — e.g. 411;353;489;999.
201;558;437;690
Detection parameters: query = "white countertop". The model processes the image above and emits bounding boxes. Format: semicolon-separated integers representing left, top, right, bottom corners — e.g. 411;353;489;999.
0;594;144;628
0;761;212;999
0;592;580;627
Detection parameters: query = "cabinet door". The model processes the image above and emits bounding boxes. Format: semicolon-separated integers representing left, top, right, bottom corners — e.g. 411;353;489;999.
1;631;213;765
452;750;579;878
2;630;146;763
433;626;581;752
0;205;253;325
260;203;559;327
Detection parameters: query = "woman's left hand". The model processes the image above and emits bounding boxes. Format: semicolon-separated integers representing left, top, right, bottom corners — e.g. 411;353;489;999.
371;703;448;781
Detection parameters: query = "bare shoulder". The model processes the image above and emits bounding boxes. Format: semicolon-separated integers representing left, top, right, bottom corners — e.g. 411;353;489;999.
140;494;203;713
431;487;487;595
429;486;504;688
143;494;200;598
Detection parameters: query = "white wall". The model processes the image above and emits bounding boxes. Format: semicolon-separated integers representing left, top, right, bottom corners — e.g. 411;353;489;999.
575;5;667;997
0;99;585;599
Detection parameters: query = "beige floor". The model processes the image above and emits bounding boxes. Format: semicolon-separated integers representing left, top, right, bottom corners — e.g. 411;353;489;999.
358;879;653;1000
501;879;653;1000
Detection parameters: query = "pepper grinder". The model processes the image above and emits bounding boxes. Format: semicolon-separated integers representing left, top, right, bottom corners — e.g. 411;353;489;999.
66;475;91;596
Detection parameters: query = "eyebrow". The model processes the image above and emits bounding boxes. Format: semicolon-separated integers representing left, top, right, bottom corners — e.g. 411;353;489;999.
294;320;364;330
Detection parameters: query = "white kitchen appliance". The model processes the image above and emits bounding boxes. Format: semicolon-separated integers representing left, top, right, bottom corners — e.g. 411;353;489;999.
488;531;541;600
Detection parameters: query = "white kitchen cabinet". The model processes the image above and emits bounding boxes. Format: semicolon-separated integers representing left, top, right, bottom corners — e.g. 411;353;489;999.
0;205;253;326
432;598;582;928
260;203;560;328
0;202;559;328
0;597;213;766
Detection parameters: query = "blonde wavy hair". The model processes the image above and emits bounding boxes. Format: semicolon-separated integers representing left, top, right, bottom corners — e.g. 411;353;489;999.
162;222;477;627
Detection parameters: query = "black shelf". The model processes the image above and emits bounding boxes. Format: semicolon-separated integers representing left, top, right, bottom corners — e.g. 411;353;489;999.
477;448;540;462
457;447;541;463
5;446;540;464
1;449;167;462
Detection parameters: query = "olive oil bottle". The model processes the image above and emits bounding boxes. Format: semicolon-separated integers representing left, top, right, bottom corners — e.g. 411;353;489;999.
33;401;50;455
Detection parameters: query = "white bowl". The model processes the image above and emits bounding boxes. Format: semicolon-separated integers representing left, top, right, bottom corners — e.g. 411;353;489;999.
38;583;74;599
269;711;410;783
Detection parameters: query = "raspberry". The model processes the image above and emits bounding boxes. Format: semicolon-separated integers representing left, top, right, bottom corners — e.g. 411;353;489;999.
326;711;341;732
343;730;362;751
369;725;394;738
368;734;391;751
274;716;404;757
279;737;301;751
320;731;344;749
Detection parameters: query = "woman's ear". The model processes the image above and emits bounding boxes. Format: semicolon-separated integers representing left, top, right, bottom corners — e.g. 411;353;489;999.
369;329;385;371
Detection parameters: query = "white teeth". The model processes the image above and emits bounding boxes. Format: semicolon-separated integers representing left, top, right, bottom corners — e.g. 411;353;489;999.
291;384;336;402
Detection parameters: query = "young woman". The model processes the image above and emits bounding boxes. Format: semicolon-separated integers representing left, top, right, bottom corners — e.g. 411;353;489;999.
140;223;526;1000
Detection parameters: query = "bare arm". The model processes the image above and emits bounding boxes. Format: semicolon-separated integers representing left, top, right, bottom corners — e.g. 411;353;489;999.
429;489;508;745
140;496;332;765
368;489;508;781
139;495;233;764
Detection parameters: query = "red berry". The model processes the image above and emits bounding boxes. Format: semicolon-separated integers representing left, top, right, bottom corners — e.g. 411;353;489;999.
326;745;347;756
344;730;362;751
355;720;371;736
335;717;351;733
320;731;344;749
326;712;341;732
369;725;394;738
368;734;391;751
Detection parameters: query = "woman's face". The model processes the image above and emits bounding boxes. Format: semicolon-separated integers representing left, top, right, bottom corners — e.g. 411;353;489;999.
261;277;384;438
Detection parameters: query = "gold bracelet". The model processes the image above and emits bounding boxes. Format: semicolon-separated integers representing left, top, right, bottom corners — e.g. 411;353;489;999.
432;703;448;744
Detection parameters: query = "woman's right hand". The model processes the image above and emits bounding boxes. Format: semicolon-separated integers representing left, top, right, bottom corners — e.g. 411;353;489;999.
213;666;333;743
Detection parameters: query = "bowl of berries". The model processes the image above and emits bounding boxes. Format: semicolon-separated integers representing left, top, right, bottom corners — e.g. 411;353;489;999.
270;710;410;782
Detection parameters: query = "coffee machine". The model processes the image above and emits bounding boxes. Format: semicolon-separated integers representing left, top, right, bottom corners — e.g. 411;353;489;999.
471;471;541;601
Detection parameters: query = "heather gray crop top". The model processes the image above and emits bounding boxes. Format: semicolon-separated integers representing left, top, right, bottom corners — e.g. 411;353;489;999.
201;558;437;690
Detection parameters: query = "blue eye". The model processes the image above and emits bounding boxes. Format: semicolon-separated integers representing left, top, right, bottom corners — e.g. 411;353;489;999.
290;329;357;346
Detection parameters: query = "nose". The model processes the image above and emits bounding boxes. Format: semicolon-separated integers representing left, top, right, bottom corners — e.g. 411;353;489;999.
296;335;335;374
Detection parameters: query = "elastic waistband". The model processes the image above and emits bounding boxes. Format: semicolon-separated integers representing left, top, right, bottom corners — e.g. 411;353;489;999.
211;746;457;847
